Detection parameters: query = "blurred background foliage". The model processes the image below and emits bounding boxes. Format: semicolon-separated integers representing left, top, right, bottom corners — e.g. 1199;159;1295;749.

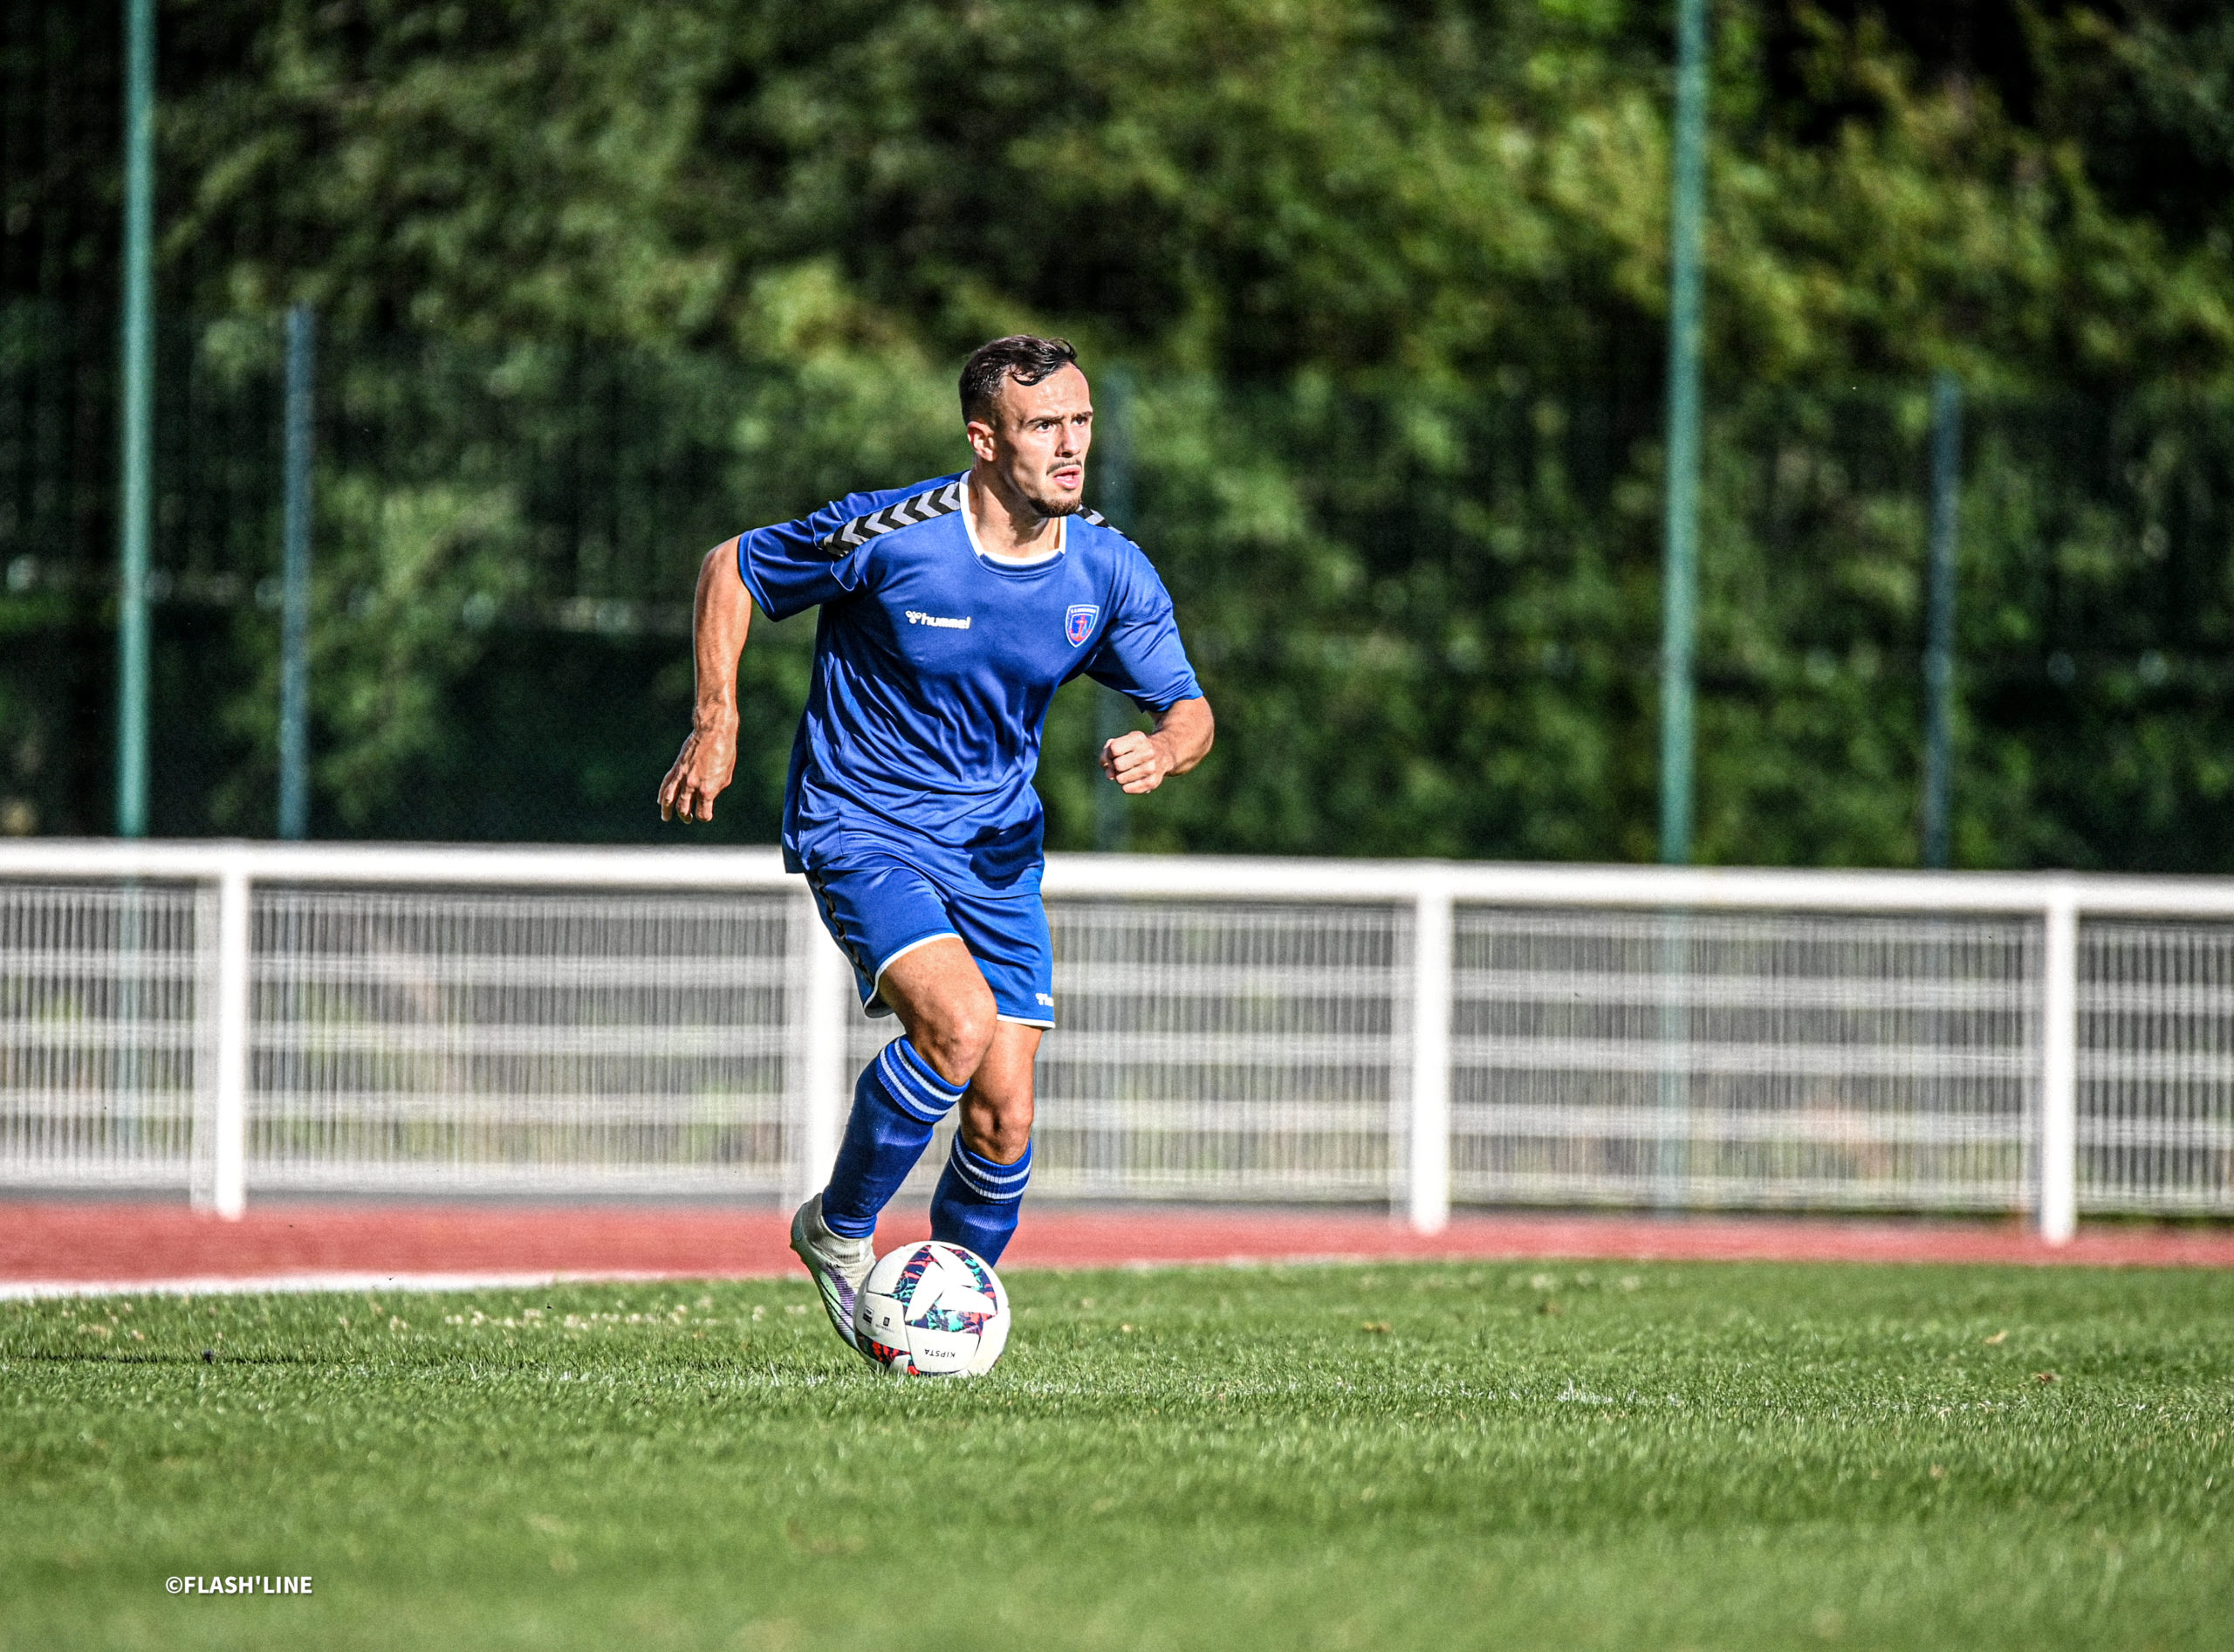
5;0;2234;866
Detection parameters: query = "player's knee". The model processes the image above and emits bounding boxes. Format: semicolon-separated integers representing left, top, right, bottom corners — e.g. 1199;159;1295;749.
980;1110;1033;1163
958;1086;1032;1162
919;991;997;1084
949;1000;998;1074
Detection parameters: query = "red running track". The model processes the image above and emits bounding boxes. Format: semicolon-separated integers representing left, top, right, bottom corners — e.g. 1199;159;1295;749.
1;1202;2231;1292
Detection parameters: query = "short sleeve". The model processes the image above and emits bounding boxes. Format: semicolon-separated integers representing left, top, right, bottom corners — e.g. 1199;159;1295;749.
1084;547;1203;713
735;483;926;621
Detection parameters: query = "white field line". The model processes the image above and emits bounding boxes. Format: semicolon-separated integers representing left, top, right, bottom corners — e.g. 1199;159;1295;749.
0;1251;1641;1299
0;1267;790;1300
0;1257;1368;1299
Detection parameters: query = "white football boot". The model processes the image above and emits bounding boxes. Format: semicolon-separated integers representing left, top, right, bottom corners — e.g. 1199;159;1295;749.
789;1193;876;1360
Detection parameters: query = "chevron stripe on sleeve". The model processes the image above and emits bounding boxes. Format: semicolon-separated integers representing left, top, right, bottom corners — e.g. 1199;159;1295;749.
815;480;967;558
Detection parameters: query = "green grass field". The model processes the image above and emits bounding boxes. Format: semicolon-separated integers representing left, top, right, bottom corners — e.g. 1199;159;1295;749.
3;1260;2231;1651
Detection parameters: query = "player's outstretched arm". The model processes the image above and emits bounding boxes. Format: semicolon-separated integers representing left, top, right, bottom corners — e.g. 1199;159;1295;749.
657;542;753;823
1100;696;1214;795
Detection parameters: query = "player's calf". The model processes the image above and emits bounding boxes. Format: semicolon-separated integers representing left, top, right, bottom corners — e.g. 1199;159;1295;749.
929;1030;1038;1264
819;1035;964;1242
929;1134;1032;1265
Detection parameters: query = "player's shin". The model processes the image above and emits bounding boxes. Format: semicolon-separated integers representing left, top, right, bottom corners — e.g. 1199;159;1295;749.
929;1134;1032;1265
819;1036;963;1238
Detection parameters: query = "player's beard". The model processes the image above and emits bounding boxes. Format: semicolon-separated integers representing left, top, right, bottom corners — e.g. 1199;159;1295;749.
1017;467;1085;519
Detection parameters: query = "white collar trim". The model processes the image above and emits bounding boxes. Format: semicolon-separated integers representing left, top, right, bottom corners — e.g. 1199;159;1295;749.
961;477;1066;566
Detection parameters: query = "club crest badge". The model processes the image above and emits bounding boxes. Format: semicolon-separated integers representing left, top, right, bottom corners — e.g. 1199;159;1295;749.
1065;604;1099;648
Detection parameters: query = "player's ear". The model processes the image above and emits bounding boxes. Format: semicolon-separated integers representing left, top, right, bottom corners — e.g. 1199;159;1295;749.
965;417;998;463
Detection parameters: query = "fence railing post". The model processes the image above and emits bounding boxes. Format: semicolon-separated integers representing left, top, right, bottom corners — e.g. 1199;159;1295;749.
2038;889;2079;1244
188;880;220;1211
210;863;250;1220
1408;878;1453;1234
793;890;848;1206
1655;911;1693;1208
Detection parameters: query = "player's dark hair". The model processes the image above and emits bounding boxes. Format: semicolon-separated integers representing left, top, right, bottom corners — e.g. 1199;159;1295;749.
959;335;1079;424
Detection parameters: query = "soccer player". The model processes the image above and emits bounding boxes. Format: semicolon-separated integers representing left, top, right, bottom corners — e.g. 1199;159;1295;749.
656;335;1214;1356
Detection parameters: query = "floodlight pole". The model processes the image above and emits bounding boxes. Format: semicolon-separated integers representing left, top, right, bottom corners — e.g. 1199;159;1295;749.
278;305;317;840
116;0;155;838
1921;371;1962;869
1658;0;1710;867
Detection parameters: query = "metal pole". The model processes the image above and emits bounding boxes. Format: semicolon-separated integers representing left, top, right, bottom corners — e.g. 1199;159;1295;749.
210;864;250;1220
792;892;849;1206
115;0;155;839
1652;0;1710;1217
1407;881;1453;1234
188;879;221;1211
1658;0;1710;866
1922;370;1962;868
1656;914;1691;1208
278;305;317;840
1093;366;1135;853
2038;891;2079;1244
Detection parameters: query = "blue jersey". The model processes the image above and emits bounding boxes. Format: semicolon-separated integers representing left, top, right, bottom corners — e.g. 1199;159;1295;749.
736;473;1202;895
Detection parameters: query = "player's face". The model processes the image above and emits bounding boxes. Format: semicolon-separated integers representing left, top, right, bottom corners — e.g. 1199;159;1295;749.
974;365;1093;517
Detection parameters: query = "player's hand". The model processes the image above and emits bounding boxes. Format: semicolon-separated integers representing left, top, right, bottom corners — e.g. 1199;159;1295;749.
658;716;737;823
1100;730;1174;795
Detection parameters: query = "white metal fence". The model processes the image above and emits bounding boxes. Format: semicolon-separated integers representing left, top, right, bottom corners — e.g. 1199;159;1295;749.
4;843;2234;1239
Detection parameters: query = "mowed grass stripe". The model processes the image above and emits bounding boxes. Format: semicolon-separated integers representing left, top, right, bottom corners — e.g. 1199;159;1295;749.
1;1261;2229;1651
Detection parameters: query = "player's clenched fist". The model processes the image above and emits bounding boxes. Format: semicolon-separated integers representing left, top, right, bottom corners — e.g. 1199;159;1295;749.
1100;730;1171;794
1100;697;1213;797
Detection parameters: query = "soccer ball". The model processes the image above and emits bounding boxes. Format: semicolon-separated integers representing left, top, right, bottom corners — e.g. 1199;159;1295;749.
853;1240;1011;1377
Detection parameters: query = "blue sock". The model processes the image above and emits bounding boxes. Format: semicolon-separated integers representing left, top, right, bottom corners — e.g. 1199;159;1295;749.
819;1037;965;1240
929;1135;1032;1265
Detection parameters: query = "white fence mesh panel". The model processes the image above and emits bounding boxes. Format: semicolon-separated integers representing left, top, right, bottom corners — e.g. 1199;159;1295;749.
4;852;2234;1222
1450;908;2038;1210
0;881;207;1189
248;886;796;1194
869;900;1410;1202
1042;899;1408;1199
2080;921;2234;1214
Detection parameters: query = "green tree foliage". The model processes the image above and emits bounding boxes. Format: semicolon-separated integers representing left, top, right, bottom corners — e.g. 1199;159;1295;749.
8;0;2234;862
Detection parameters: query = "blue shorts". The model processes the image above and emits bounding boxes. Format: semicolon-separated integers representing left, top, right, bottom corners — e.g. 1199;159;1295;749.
803;848;1055;1027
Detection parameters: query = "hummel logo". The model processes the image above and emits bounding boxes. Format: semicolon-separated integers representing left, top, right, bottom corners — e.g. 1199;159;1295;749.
905;611;971;629
1036;992;1055;1007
